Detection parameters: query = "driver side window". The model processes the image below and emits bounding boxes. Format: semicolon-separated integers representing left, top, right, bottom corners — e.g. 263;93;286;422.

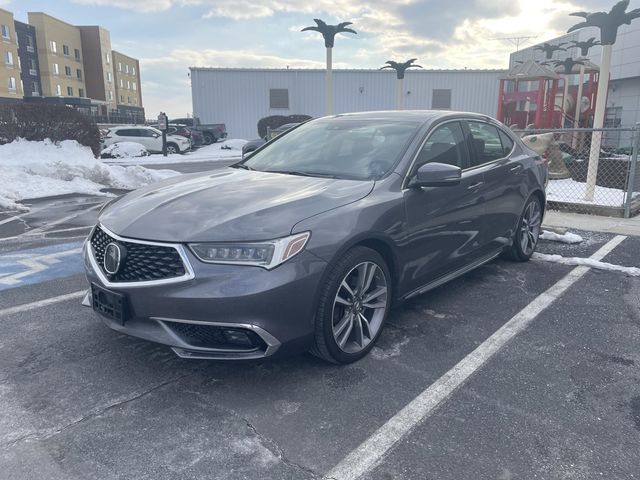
415;122;466;169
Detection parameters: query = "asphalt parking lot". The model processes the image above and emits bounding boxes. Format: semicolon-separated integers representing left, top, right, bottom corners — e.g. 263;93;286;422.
1;194;639;479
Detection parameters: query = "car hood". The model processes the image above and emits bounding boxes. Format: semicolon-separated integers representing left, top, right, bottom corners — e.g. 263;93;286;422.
100;168;374;243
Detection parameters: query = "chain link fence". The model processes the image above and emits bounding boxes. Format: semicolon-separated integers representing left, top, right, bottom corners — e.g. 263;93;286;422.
513;126;640;218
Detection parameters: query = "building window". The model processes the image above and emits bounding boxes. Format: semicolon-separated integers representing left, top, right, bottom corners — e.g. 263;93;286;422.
26;35;34;52
53;63;59;75
76;69;82;80
119;78;123;88
132;83;137;91
65;65;72;76
120;94;124;103
127;96;131;104
50;41;57;53
107;71;112;82
5;51;13;66
108;90;113;100
32;81;39;95
56;84;62;96
118;62;122;71
79;88;85;97
125;64;129;73
127;80;130;89
105;53;110;64
63;44;69;56
133;98;137;105
431;89;452;110
8;77;16;91
67;86;73;96
1;24;10;40
132;66;136;76
269;89;289;109
74;48;80;60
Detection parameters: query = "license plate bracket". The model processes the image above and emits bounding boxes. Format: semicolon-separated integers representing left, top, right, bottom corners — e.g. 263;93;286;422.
91;283;128;325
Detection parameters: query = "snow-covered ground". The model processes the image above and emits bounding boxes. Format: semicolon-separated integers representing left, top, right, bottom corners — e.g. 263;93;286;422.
0;139;178;212
546;178;636;207
102;139;248;165
100;142;149;159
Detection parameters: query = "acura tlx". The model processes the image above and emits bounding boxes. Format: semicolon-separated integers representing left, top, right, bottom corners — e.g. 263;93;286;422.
83;111;547;364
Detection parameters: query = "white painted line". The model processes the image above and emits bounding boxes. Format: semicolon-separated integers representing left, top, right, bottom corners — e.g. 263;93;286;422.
0;215;22;226
0;290;86;317
324;234;628;480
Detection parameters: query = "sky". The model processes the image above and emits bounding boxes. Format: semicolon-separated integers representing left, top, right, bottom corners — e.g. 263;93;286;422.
1;0;620;117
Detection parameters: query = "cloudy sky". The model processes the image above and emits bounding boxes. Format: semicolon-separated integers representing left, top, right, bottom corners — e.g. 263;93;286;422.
3;0;613;117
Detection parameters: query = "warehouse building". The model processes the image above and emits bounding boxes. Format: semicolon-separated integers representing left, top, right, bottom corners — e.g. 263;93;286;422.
190;68;505;139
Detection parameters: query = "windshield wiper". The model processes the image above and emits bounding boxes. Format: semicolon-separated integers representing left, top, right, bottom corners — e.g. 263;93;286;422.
266;170;341;179
231;163;253;170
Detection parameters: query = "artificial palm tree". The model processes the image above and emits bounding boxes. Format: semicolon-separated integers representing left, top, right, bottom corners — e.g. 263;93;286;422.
570;37;601;56
380;59;423;110
567;0;640;200
301;19;357;115
553;58;585;126
534;42;567;59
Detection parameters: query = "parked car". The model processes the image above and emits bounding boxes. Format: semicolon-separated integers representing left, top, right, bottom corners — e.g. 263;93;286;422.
102;126;191;154
167;124;204;148
169;117;227;145
84;111;547;364
242;123;300;157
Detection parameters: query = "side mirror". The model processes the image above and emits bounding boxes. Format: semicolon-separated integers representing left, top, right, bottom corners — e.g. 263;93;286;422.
411;162;461;188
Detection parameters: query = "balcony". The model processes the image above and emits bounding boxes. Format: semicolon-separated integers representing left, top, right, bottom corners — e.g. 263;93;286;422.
29;69;37;76
26;46;34;53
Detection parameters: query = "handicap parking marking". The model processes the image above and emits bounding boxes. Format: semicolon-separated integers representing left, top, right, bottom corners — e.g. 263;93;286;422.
0;241;84;291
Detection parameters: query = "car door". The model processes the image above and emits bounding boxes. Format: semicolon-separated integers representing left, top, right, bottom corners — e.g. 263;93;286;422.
136;128;160;152
402;121;490;294
465;121;526;253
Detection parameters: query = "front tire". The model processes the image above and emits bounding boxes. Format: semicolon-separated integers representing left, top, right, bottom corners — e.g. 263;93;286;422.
166;143;179;154
310;247;391;364
508;195;542;262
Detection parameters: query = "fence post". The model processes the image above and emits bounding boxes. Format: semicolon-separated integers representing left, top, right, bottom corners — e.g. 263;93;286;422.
623;122;640;218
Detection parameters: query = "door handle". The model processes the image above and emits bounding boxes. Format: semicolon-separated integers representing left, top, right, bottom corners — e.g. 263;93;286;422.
467;182;484;190
510;164;522;172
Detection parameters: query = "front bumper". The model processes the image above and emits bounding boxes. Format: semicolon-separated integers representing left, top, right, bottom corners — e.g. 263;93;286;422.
83;237;327;360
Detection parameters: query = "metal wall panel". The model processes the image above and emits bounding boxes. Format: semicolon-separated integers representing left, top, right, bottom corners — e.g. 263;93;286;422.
191;68;504;139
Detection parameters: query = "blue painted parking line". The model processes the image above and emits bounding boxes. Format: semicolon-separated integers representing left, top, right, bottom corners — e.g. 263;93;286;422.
0;242;84;291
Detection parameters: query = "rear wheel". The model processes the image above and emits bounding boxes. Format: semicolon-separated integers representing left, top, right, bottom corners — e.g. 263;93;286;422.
203;133;216;145
508;196;542;261
311;247;391;364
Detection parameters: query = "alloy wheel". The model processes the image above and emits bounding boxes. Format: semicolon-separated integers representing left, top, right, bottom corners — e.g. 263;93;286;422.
332;261;388;354
520;200;541;255
166;145;177;154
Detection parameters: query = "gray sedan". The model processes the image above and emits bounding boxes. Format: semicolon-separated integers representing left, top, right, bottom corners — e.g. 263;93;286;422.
84;111;547;364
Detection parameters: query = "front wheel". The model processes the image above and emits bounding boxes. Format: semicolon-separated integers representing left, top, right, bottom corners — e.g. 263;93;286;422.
507;196;542;261
311;247;391;364
166;143;179;154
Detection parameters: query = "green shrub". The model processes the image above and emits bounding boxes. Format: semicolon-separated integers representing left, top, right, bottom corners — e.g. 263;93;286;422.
0;103;101;156
257;114;312;138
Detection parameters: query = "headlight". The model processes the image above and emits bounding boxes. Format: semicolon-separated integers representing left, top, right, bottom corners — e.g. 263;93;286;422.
189;232;310;269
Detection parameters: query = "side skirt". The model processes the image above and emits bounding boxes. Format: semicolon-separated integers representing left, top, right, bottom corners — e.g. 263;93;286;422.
401;250;503;302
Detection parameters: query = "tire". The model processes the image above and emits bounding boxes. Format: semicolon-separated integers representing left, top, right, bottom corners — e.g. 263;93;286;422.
507;195;542;262
203;133;216;145
166;143;179;154
310;247;392;364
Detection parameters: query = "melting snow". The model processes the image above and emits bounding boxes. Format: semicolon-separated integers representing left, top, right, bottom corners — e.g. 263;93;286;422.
540;230;584;244
533;252;640;276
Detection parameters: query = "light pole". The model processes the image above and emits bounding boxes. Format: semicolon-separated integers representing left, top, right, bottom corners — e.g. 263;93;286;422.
567;0;640;200
301;19;357;116
379;59;423;110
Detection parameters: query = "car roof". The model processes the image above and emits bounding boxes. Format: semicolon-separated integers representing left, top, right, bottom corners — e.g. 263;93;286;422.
331;110;495;125
112;125;154;129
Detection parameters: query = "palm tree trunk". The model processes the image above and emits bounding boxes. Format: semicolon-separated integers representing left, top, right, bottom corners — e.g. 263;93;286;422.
585;44;612;201
562;75;570;126
572;63;586;149
396;78;404;110
325;47;333;115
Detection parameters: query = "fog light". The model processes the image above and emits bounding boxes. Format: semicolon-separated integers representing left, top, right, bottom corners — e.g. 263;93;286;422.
222;329;254;347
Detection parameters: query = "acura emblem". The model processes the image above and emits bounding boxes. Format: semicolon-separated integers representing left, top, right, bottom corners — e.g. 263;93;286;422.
104;242;122;275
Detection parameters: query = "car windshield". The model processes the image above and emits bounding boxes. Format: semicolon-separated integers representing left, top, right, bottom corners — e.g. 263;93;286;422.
242;118;421;180
148;127;162;135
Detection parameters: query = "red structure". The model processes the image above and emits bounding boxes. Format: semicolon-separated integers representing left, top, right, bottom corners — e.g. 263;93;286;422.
497;60;600;129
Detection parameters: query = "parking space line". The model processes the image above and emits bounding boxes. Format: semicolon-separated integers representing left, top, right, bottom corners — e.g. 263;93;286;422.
324;235;628;480
0;290;86;317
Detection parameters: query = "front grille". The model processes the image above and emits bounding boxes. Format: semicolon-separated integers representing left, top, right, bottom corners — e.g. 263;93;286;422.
165;322;266;351
90;226;186;282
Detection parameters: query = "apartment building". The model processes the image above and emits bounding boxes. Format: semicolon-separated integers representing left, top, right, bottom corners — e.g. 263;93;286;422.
0;8;22;102
27;12;87;102
15;20;41;98
112;50;143;116
78;25;116;113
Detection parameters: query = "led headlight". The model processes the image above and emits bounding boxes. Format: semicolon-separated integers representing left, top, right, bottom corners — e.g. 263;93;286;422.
189;232;310;269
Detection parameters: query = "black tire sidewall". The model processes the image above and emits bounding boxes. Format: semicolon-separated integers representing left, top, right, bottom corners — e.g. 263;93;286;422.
317;247;392;364
512;196;542;261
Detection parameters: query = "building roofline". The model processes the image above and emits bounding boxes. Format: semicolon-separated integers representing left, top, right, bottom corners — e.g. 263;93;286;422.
112;50;139;62
27;11;78;29
0;7;14;16
189;67;507;74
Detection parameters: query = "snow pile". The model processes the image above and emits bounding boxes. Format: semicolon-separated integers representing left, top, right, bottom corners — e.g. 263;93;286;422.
0;138;178;211
219;139;248;151
533;253;640;276
540;230;584;244
546;178;637;207
101;142;149;159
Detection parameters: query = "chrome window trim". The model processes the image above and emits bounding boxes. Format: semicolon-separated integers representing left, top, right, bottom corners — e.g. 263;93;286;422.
86;223;195;288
